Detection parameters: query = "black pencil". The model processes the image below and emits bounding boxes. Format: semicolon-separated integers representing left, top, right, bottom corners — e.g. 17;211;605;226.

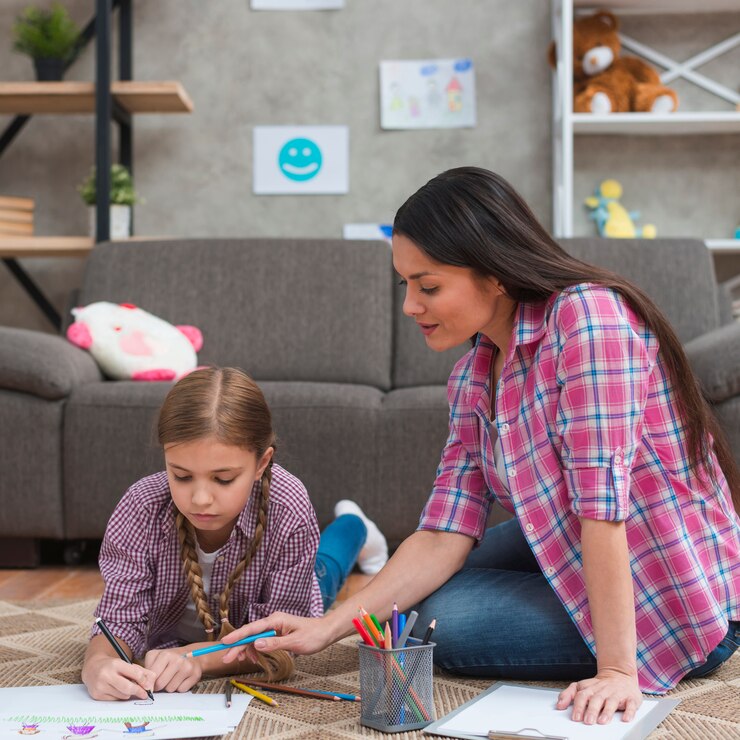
95;617;155;702
225;681;233;708
421;618;436;645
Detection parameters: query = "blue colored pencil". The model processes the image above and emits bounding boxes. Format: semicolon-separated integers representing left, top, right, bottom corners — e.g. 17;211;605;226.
184;630;277;658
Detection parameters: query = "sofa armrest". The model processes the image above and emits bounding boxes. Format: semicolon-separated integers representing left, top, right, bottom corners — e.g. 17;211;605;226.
0;327;102;400
684;322;740;404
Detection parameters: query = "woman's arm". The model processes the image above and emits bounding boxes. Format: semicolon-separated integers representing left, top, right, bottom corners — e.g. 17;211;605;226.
556;518;642;724
222;528;474;660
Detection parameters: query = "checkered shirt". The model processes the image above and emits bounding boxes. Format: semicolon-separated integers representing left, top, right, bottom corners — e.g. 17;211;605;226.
91;464;323;657
419;283;740;694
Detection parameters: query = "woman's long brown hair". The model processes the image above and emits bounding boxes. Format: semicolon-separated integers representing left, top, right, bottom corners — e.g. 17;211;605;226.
158;366;294;680
394;167;739;511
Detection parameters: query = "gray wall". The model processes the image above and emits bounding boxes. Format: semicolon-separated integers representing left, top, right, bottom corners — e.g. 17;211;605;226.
0;1;738;332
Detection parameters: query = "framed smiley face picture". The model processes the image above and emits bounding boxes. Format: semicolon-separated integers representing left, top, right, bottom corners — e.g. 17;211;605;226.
253;125;349;194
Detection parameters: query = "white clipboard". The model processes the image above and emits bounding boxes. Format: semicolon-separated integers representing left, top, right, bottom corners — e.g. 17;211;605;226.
424;682;679;740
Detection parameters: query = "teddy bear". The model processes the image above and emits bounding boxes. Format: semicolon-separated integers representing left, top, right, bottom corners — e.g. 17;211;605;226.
549;10;678;114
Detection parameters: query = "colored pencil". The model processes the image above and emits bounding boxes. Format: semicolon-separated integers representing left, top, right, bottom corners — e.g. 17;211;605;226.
225;681;232;708
396;610;418;648
352;617;376;647
391;602;399;648
384;622;393;652
398;612;406;639
234;678;341;701
370;613;384;639
230;679;279;707
359;606;384;647
422;618;437;645
183;630;277;658
95;618;154;702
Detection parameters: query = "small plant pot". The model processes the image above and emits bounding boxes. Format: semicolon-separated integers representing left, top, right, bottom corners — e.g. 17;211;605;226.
88;205;132;240
33;57;66;81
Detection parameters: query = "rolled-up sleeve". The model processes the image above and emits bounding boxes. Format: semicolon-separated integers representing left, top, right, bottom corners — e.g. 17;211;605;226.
418;422;491;542
555;287;654;522
91;488;156;657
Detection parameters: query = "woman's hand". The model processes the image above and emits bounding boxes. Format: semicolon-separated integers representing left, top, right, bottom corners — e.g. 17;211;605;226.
82;653;155;701
556;669;643;724
221;612;334;663
143;648;202;693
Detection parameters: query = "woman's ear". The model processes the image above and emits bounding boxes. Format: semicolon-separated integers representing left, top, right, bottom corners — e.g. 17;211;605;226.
256;446;275;480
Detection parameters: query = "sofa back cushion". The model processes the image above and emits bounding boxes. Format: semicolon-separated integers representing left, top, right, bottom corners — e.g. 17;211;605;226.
561;238;721;343
77;239;393;389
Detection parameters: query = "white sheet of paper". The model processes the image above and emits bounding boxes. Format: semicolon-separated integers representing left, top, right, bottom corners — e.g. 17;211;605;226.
252;0;344;9
253;126;349;194
0;684;251;740
343;223;393;243
438;685;659;740
380;58;476;130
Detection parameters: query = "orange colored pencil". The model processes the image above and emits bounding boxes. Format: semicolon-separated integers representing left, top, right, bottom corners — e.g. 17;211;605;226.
359;606;384;648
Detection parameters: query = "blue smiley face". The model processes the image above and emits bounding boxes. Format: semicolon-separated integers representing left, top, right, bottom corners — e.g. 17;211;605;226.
278;138;322;182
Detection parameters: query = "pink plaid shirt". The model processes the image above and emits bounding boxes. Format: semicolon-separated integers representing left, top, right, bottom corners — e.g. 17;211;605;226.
419;283;740;693
92;464;323;657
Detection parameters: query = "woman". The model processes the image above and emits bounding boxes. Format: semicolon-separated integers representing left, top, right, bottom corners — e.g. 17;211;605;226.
223;167;739;726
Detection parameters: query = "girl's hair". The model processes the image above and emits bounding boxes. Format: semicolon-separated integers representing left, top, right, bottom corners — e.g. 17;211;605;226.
158;366;293;680
393;166;739;511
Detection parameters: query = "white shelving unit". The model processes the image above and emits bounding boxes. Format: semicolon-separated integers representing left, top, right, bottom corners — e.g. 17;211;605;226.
551;0;740;253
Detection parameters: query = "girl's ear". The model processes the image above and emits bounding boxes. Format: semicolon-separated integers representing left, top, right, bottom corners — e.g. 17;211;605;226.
255;446;275;480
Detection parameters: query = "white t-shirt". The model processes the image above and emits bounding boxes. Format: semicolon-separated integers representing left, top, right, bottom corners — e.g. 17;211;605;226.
175;541;226;645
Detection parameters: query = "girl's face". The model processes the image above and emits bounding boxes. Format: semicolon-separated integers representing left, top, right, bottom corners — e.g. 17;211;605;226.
392;234;512;352
165;436;274;551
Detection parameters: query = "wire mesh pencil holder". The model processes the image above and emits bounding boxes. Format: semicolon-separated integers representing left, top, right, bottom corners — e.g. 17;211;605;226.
358;638;435;733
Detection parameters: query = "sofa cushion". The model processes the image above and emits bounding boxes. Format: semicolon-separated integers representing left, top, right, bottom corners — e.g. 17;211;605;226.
561;238;720;343
684;322;740;404
77;239;394;390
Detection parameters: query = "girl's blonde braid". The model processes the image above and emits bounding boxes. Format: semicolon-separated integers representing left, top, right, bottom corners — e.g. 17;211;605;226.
175;511;218;638
217;463;294;681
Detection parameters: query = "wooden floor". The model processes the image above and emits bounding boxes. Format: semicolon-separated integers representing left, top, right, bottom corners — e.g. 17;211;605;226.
0;566;372;605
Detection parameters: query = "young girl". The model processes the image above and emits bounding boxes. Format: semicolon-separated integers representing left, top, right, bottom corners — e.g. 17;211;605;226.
81;366;387;701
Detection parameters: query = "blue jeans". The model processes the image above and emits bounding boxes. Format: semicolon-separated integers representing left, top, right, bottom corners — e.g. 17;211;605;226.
414;518;739;683
314;514;367;612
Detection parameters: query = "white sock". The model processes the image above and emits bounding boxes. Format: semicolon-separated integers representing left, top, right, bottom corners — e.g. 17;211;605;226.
334;500;389;575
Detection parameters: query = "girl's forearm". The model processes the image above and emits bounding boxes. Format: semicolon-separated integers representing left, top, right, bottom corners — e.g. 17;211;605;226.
580;518;638;676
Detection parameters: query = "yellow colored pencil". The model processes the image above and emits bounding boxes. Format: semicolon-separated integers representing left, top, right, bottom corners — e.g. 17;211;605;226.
230;679;279;707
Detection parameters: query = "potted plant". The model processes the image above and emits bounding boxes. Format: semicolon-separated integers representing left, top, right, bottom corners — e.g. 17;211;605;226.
12;3;81;81
78;164;141;239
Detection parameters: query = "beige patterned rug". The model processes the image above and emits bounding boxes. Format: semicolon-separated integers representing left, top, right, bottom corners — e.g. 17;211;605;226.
0;599;737;739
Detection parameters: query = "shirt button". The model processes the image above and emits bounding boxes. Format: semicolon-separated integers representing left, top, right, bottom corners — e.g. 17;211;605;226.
545;567;555;576
216;556;224;562
507;467;516;477
575;611;584;621
525;523;534;533
500;422;510;432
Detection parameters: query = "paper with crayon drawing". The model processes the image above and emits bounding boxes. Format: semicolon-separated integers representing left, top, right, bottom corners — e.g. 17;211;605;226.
0;683;251;739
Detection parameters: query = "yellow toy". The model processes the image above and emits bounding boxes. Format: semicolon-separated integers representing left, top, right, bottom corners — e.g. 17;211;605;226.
584;179;656;238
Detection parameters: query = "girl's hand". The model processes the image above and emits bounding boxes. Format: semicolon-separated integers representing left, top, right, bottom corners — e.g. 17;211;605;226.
221;612;333;663
144;648;202;693
82;654;155;701
556;669;643;725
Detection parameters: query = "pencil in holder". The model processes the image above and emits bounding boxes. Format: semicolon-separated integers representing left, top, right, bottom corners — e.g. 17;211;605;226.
358;638;435;733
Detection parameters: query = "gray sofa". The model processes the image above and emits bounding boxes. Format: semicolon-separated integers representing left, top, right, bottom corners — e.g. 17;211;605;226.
0;237;737;565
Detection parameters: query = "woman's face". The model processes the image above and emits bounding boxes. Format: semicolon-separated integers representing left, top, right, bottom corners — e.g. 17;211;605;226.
392;234;511;352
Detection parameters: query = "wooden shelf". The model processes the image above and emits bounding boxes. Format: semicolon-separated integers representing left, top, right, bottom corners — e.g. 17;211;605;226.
705;239;740;254
0;235;172;258
572;111;740;135
575;0;740;13
0;81;194;115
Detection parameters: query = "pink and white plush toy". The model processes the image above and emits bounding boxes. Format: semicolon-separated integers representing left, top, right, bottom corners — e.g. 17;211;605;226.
66;301;203;381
